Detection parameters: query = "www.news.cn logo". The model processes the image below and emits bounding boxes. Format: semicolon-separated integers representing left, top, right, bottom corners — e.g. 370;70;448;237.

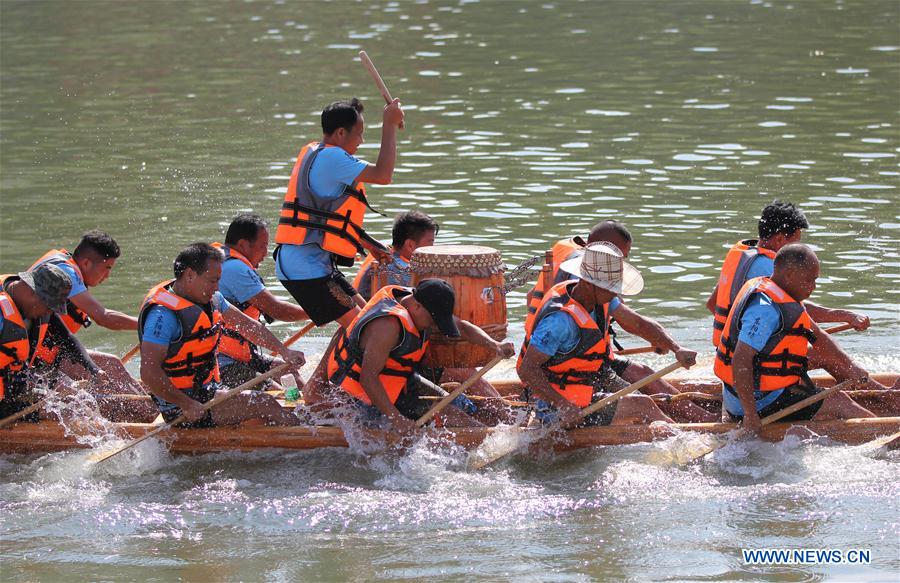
742;548;871;565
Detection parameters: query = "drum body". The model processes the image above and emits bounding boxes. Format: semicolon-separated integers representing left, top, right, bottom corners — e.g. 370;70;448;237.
410;245;508;368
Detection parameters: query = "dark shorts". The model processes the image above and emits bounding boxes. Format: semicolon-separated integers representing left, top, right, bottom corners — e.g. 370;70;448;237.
725;382;824;422
219;353;277;389
279;270;359;326
608;357;631;377
525;365;627;427
151;385;219;428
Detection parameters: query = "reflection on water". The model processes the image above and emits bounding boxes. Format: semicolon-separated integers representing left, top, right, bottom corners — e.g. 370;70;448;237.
1;0;898;580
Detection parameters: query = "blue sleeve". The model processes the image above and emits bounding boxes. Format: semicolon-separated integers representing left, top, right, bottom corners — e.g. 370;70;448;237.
56;262;88;297
529;312;580;356
219;260;266;304
607;297;621;313
745;255;774;280
736;295;782;351
213;291;231;314
308;147;369;199
140;306;181;346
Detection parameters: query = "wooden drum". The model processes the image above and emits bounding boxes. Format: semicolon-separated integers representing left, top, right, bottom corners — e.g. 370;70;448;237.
410;245;508;368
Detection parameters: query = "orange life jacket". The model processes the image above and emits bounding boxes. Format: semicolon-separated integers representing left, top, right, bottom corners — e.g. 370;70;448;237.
326;285;428;405
275;141;385;267
28;249;92;336
712;239;777;347
714;277;815;392
138;280;224;390
211;243;265;363
0;276;49;400
517;280;612;408
524;238;583;331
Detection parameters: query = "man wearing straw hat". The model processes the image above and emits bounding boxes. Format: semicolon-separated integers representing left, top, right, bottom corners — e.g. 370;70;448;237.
518;243;690;428
551;221;715;423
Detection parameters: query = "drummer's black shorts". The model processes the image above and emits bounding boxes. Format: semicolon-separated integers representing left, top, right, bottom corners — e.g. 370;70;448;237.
724;382;823;422
608;357;631;377
219;352;277;389
151;384;218;428
279;270;359;326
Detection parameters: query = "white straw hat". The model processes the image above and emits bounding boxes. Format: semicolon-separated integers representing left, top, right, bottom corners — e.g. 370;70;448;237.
559;242;644;296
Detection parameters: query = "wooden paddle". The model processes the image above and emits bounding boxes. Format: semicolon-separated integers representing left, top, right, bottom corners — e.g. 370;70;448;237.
415;356;504;427
270;321;316;355
679;377;864;464
359;50;404;129
121;343;141;364
615;323;858;358
0;400;45;429
870;429;900;455
87;361;295;465
469;361;685;470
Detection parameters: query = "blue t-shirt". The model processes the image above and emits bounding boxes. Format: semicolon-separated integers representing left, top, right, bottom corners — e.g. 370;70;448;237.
722;293;784;416
217;258;267;368
529;298;621;356
55;262;88;298
219;257;266;306
141;291;230;346
745;254;774;281
276;147;369;281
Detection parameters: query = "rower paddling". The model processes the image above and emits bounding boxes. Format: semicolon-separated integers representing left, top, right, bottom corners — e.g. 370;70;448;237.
715;244;878;434
214;214;309;391
138;243;304;428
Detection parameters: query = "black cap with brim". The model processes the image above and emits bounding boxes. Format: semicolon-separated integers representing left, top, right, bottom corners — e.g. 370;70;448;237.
413;279;461;338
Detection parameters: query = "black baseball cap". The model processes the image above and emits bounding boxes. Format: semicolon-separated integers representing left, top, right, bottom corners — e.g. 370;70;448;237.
412;279;460;338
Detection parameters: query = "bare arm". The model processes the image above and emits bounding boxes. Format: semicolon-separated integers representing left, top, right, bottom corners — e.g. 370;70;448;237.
357;317;416;432
139;342;206;421
731;341;762;434
354;99;403;185
804;302;870;330
246;289;308;323
519;344;583;427
706;283;719;315
456;318;515;358
223;308;304;364
612;304;696;367
70;291;138;331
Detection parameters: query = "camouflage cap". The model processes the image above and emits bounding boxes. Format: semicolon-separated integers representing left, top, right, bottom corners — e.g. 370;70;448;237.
18;264;71;315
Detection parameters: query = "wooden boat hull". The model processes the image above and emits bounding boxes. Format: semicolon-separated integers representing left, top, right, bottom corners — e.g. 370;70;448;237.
2;417;898;456
2;373;897;456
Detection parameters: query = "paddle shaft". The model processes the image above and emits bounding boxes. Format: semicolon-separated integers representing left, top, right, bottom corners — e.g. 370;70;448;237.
615;324;855;358
471;360;685;470
359;51;393;103
89;362;295;464
121;344;140;364
0;400;45;429
415;356;504;427
578;361;684;419
271;321;316;355
682;377;864;464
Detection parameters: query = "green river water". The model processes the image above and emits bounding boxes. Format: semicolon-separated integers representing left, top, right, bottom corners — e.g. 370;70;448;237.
1;1;898;581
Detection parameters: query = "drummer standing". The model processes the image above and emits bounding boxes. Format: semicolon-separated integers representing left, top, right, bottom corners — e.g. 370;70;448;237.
273;97;404;400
